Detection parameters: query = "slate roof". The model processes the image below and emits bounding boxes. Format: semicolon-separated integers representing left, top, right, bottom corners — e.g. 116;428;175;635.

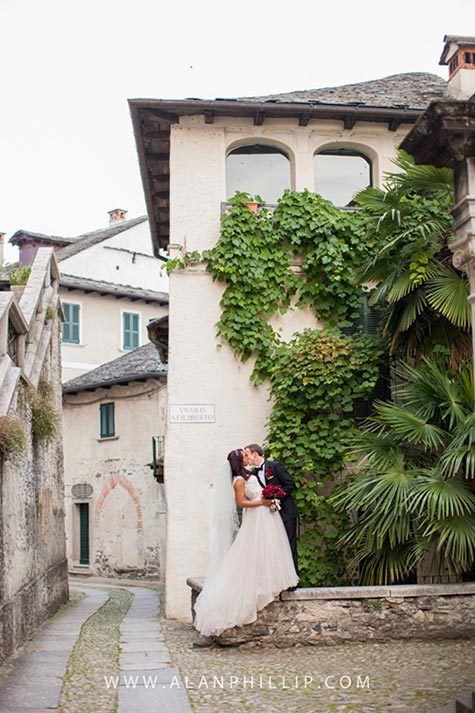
241;73;447;110
56;215;148;260
59;273;169;304
9;215;148;259
62;342;167;393
9;230;75;248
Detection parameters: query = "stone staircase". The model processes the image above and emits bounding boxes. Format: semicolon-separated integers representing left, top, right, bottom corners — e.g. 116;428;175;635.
0;247;61;414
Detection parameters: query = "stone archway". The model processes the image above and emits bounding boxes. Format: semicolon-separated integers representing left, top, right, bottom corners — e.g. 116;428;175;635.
94;475;144;576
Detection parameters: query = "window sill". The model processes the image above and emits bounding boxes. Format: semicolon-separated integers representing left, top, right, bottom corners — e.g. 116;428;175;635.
97;436;119;442
62;342;86;348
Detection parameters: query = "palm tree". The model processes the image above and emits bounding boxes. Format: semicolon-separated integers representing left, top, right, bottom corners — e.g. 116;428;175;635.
354;151;471;365
332;358;475;584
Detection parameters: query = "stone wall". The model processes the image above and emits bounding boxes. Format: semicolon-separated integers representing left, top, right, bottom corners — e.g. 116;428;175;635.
0;249;69;664
187;578;475;646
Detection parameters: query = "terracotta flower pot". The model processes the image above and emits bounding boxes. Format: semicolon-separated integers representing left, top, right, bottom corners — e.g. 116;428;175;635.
245;201;259;213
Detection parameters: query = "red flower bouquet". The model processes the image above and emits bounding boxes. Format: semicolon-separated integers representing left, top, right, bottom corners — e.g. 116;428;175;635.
262;484;285;512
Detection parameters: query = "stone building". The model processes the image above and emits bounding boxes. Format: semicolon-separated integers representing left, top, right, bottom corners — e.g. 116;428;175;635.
62;343;167;579
129;71;450;620
10;211;169;382
0;248;68;663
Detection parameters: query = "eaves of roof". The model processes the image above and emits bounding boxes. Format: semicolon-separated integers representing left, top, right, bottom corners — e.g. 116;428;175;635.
59;273;169;304
9;230;75;247
63;370;167;394
62;342;167;394
400;100;475;168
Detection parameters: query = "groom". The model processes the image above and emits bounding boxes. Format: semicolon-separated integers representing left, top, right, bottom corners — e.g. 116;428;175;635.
243;443;299;576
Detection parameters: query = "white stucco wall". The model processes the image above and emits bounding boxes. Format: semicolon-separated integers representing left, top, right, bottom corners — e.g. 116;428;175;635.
60;289;167;382
164;113;414;620
59;220;169;293
63;379;167;578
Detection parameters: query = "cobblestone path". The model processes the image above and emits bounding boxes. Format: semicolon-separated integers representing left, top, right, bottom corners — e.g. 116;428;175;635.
160;616;475;713
57;588;133;713
0;580;474;713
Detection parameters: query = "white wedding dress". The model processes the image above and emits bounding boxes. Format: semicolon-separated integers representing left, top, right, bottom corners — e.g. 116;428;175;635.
194;474;299;637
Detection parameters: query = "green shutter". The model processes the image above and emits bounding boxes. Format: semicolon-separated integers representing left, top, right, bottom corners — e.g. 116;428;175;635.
123;312;139;350
131;313;139;348
62;303;80;344
100;403;115;438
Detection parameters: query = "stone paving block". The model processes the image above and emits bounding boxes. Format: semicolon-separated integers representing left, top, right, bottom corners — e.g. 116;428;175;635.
0;683;61;709
120;651;172;670
120;629;163;639
118;667;182;685
6;654;66;678
0;670;62;686
0;709;55;713
120;623;163;634
29;637;76;652
120;639;169;653
118;678;192;713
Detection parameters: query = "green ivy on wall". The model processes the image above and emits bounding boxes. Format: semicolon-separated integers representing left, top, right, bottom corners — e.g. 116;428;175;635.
266;329;384;585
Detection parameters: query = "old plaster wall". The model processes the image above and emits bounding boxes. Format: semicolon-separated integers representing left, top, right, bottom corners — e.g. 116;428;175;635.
59;220;169;293
0;250;69;663
63;379;166;579
165;114;412;620
60;290;167;382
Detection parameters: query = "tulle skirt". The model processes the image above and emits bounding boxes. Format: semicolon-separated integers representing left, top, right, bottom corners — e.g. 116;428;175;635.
194;505;298;637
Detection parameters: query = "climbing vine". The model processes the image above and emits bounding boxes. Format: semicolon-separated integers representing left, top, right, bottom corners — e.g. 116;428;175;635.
174;190;387;586
202;192;297;371
266;329;384;585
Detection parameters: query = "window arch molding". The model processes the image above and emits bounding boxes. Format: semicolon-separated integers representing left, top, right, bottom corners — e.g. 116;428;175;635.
313;141;379;170
225;138;295;203
313;141;378;207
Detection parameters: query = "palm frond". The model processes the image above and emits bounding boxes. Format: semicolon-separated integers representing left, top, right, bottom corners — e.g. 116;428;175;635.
438;411;475;479
425;268;471;328
384;151;455;203
391;290;427;330
425;515;475;567
410;473;475;520
357;544;415;585
398;358;471;429
371;401;446;449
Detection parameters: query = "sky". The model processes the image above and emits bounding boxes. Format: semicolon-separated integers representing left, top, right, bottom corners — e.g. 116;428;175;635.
1;0;473;263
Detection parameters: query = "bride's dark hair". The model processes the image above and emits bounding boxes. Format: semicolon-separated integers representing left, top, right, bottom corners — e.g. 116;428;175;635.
227;449;250;480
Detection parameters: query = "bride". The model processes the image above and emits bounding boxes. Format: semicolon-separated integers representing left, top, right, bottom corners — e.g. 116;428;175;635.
193;448;298;637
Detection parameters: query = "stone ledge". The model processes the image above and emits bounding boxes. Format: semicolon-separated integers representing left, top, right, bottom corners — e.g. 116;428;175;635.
186;577;475;647
187;577;475;600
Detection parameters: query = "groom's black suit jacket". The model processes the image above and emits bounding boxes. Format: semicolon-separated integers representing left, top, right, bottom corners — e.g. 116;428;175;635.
257;459;298;523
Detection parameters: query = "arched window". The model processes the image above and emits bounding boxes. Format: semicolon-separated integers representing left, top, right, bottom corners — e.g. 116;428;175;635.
314;149;372;207
226;144;291;203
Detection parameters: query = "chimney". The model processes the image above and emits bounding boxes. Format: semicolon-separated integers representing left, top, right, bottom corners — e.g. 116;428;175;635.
440;35;475;100
108;208;128;223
